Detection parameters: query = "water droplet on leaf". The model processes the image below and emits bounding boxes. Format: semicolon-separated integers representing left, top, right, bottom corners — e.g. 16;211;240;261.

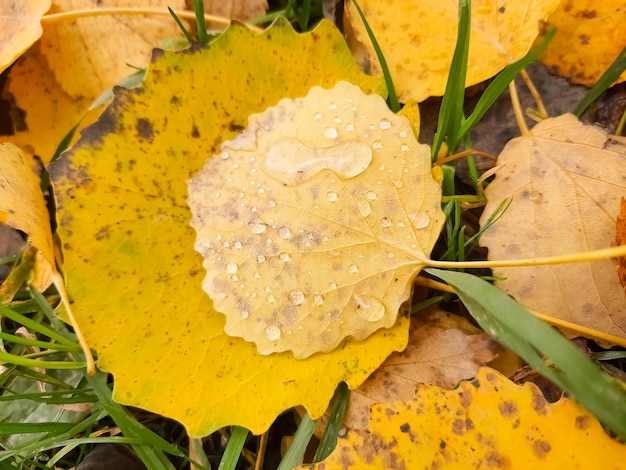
289;290;305;306
354;294;385;322
265;325;281;341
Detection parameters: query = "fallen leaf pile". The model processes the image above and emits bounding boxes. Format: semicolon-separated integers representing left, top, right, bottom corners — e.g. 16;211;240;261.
480;114;626;341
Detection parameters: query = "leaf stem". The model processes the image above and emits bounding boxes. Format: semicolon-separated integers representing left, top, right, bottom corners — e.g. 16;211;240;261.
509;80;530;136
40;8;264;33
425;244;626;269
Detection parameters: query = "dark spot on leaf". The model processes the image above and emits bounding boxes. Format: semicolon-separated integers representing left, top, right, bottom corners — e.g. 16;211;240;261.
531;389;547;415
575;415;590;429
452;419;465;435
498;6;505;13
399;423;410;433
229;123;245;133
191;125;200;138
136;118;154;143
151;48;165;63
533;440;551;459
581;10;597;18
498;400;518;419
439;440;446;449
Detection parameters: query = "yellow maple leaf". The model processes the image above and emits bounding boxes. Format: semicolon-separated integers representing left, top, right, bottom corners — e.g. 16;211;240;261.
536;0;626;86
303;367;626;469
0;0;50;74
49;19;408;437
480;114;626;343
343;0;561;102
188;81;444;358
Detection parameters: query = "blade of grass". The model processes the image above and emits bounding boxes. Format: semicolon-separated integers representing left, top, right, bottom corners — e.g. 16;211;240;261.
574;45;626;117
0;351;85;369
314;382;350;462
0;303;77;349
432;0;471;159
193;0;209;44
277;413;317;470
168;7;193;44
350;0;399;112
458;28;556;139
84;371;183;469
217;426;248;470
0;332;79;353
426;268;626;440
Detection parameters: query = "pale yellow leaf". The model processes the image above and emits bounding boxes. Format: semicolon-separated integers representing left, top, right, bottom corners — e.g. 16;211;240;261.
0;0;50;74
188;81;445;358
203;0;267;22
480;114;626;342
41;0;187;99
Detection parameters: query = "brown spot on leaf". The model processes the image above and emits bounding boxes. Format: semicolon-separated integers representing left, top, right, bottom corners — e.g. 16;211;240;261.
499;401;518;419
576;415;590;430
136;118;154;143
533;440;551;459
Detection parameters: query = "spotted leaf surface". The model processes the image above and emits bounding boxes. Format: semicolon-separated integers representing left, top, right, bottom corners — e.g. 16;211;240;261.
302;368;626;469
49;19;409;437
188;81;444;358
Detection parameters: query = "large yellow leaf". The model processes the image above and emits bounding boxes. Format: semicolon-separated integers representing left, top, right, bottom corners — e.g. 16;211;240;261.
537;0;626;86
41;0;187;99
480;114;626;341
0;0;50;74
49;19;408;437
344;307;499;430
344;0;561;102
303;367;626;469
188;81;444;358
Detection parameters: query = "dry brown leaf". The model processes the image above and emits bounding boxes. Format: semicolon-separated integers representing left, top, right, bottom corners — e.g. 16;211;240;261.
480;114;626;342
344;0;561;102
614;197;626;294
344;307;500;429
0;0;50;74
202;0;267;23
41;0;187;99
536;0;626;86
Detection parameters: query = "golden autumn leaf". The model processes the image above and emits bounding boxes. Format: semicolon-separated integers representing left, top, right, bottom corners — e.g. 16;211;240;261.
0;0;50;74
302;368;626;469
343;0;561;102
0;42;92;164
344;307;500;430
188;81;444;358
0;143;54;291
202;0;267;22
480;114;626;342
41;0;187;99
536;0;626;86
49;19;411;437
614;197;626;294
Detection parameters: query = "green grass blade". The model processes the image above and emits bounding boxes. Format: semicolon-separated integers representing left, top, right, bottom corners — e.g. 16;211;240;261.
314;382;350;462
277;413;317;470
217;426;248;470
350;0;399;112
168;7;193;44
426;268;626;440
0;332;78;353
574;45;626;117
432;0;471;158
84;371;183;469
459;28;556;138
0;351;85;369
194;0;209;44
0;422;75;435
0;303;77;348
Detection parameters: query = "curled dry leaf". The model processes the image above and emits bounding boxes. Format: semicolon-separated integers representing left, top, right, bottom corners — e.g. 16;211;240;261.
344;307;500;430
188;81;444;358
344;0;561;102
302;368;626;469
0;143;54;291
536;0;626;86
480;114;626;342
0;0;50;74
